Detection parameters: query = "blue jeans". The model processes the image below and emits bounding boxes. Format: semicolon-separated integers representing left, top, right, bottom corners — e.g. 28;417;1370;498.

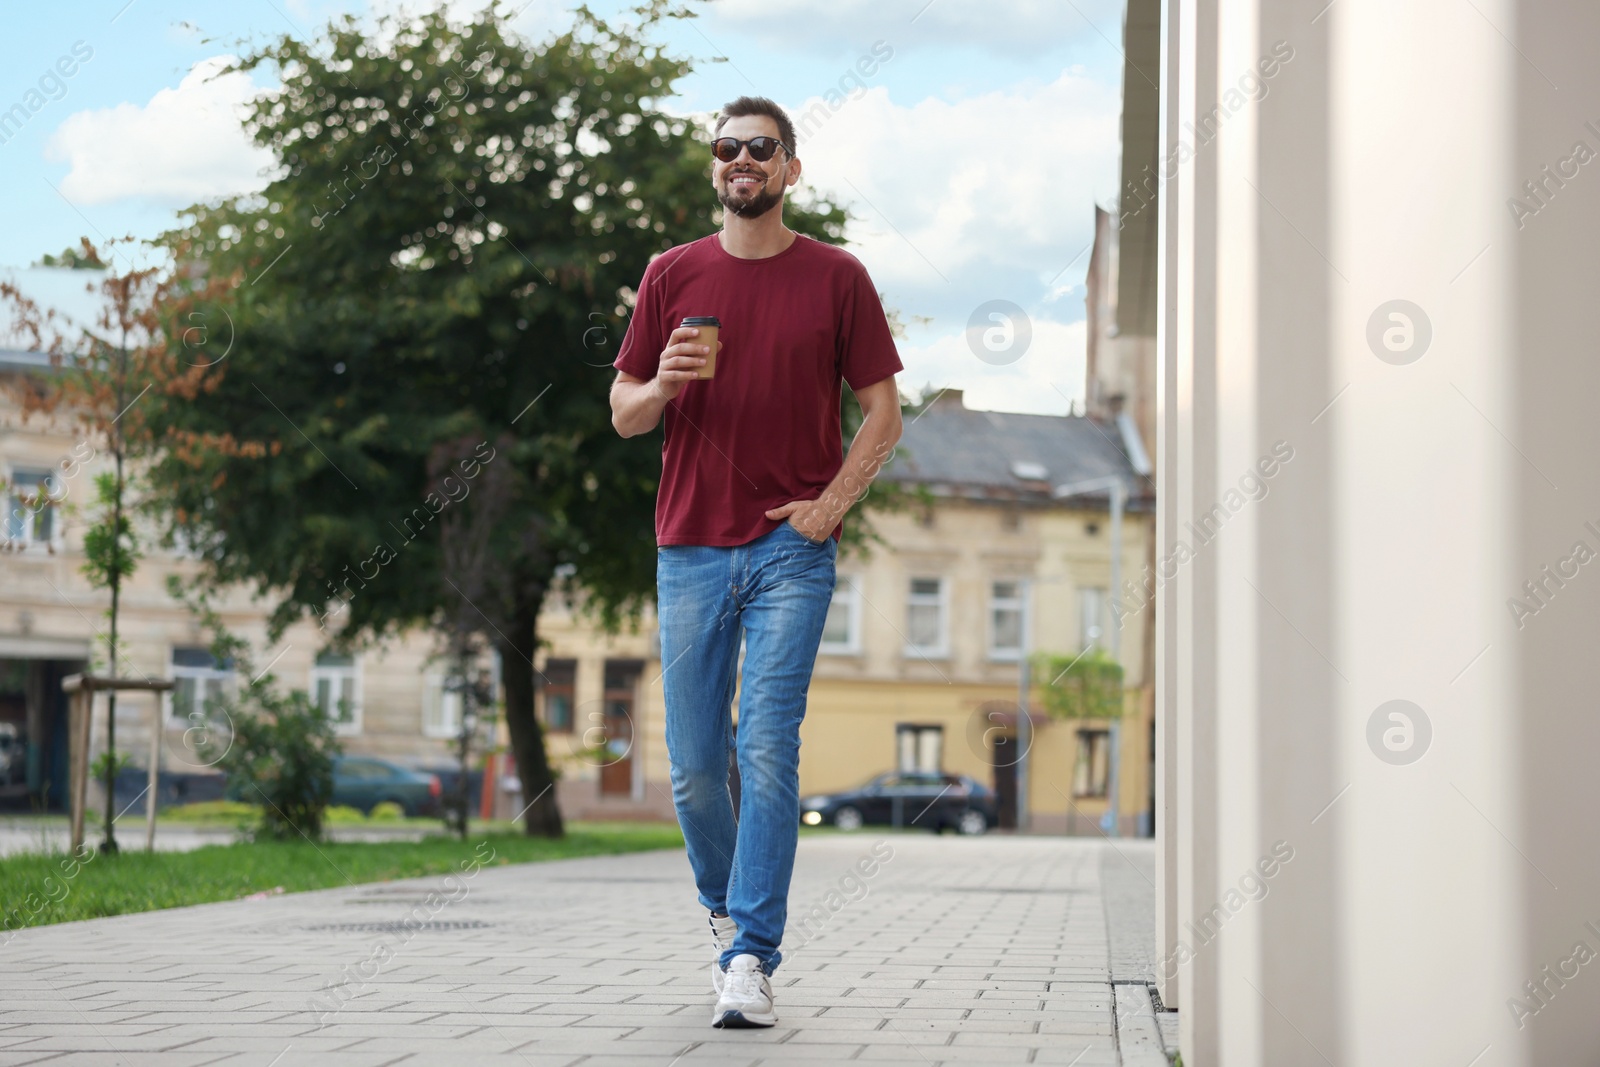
657;520;838;974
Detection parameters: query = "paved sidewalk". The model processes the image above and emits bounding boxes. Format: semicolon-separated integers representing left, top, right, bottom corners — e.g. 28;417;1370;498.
0;834;1178;1066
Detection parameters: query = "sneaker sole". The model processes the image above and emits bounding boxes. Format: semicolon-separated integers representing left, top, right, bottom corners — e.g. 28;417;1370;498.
712;1008;776;1029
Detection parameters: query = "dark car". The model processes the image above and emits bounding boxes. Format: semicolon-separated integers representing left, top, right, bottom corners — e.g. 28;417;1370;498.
397;758;484;819
331;756;441;817
800;772;996;835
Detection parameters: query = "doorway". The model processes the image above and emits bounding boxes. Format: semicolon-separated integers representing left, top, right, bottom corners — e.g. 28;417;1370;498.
992;733;1019;829
599;659;642;796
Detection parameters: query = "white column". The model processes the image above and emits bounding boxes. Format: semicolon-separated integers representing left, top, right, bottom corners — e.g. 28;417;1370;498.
1153;0;1183;1014
1159;0;1600;1063
1169;0;1224;1061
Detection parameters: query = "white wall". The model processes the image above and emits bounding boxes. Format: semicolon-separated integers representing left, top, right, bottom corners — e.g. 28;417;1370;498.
1158;0;1600;1062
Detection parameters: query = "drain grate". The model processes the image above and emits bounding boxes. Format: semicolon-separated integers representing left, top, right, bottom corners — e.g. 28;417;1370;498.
936;886;1079;895
300;920;493;933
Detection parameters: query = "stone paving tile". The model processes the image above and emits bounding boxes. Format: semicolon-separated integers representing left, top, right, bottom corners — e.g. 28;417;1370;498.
0;835;1172;1065
0;1056;236;1067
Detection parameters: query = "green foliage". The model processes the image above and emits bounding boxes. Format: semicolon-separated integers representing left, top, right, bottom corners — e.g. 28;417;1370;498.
135;4;899;836
144;2;848;641
368;801;406;821
159;800;258;826
80;471;141;599
174;577;344;841
209;686;342;842
89;750;134;785
1032;647;1126;721
34;242;106;270
323;804;370;824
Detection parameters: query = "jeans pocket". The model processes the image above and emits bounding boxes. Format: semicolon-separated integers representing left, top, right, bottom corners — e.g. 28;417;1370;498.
783;519;829;547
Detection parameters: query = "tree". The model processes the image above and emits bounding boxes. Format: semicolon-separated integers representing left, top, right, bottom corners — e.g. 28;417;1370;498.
34;243;107;270
1;240;221;850
432;431;515;838
143;3;903;836
1031;648;1125;722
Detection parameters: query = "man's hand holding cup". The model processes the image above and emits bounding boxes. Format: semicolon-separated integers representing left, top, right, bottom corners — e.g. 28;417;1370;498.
651;326;711;401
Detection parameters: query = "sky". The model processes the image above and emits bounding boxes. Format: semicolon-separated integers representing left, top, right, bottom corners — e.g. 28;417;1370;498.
0;0;1128;415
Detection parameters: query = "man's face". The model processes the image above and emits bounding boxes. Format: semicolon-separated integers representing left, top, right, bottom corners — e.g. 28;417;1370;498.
712;115;799;220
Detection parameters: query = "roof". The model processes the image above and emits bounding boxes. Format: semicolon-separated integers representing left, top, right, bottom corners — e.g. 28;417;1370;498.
880;393;1151;507
0;349;53;373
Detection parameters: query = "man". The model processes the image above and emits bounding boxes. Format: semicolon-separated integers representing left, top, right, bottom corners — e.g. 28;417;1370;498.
609;95;903;1028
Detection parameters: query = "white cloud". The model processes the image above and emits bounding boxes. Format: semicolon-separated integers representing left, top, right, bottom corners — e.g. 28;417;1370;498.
780;68;1115;417
790;71;1117;291
709;0;1124;58
895;317;1085;417
45;56;278;207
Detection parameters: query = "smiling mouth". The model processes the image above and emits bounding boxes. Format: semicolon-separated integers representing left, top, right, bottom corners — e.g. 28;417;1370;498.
728;172;763;188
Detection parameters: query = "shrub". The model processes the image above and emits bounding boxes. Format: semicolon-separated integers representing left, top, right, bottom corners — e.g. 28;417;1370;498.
210;687;341;841
163;800;258;826
176;577;343;841
369;801;406;821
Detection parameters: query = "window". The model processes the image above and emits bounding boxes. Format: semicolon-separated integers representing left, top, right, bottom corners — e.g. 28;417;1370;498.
311;651;360;734
896;724;944;773
423;673;462;738
1073;728;1111;797
338;758;389;780
904;576;947;658
170;647;232;724
1078;586;1108;652
989;579;1027;660
4;469;61;548
540;660;576;733
819;575;862;655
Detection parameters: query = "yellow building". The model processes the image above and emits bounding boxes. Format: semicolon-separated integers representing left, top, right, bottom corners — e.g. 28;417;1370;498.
535;388;1157;835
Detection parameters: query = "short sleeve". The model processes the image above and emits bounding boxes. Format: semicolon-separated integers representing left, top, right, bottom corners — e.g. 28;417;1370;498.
837;259;903;392
613;257;667;381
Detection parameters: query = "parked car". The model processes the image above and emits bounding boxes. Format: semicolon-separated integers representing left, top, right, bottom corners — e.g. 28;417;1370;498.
396;758;484;819
800;772;996;835
0;723;21;788
331;756;441;817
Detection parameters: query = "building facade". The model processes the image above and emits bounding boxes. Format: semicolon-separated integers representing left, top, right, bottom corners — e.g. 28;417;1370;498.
0;350;482;813
535;389;1157;835
5;357;1156;839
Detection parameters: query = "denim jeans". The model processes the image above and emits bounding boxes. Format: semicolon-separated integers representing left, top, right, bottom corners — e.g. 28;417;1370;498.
656;520;838;974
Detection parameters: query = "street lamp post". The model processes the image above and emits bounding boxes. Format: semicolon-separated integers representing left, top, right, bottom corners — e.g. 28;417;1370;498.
1050;475;1127;838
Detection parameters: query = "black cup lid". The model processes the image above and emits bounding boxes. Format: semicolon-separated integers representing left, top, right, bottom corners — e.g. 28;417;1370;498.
680;316;721;327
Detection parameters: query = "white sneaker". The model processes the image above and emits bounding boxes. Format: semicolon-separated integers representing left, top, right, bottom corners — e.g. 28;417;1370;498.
709;911;737;994
712;953;776;1028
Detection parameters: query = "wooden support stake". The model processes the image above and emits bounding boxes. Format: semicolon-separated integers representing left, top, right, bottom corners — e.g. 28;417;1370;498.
69;689;91;855
146;695;162;850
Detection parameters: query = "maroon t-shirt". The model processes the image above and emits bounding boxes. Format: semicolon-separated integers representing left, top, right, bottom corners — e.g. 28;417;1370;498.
613;232;903;546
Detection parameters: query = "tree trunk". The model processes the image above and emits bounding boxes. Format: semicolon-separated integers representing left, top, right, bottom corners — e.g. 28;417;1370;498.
498;592;563;837
102;446;126;855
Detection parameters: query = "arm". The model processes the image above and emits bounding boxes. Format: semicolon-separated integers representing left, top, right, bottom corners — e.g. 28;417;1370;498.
609;370;669;439
610;326;711;438
765;374;904;541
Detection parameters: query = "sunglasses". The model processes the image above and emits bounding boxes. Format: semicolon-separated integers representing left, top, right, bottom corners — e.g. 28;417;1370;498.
712;136;793;164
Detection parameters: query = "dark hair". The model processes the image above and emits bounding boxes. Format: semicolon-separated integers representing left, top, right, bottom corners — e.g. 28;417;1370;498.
713;96;796;155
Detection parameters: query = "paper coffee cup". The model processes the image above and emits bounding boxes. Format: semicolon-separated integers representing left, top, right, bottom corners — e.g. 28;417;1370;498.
681;316;721;379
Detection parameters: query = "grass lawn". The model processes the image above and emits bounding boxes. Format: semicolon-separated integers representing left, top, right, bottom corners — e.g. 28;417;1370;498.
0;822;683;933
